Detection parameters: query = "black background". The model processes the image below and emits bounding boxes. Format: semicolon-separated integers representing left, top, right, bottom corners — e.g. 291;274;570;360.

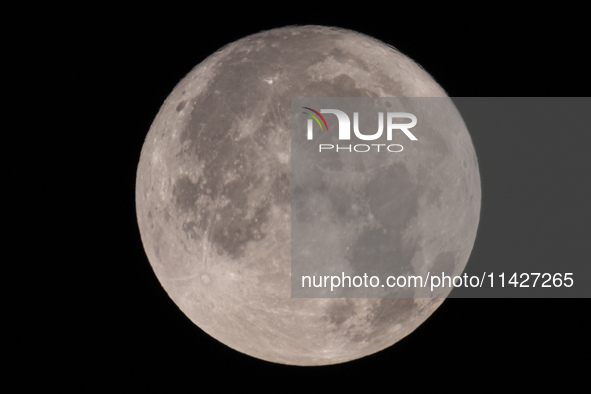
23;2;589;390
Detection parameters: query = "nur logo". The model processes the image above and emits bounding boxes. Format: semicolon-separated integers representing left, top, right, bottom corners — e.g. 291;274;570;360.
302;107;418;153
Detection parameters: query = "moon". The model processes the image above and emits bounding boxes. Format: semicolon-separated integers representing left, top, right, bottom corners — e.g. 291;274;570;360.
136;26;481;365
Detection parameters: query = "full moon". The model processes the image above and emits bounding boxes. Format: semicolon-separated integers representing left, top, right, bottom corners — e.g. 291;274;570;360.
136;26;481;365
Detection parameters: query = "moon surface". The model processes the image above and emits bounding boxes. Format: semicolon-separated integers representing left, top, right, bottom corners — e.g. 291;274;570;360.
136;26;481;365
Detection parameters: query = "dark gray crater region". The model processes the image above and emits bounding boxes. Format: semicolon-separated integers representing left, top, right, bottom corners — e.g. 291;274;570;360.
136;26;481;365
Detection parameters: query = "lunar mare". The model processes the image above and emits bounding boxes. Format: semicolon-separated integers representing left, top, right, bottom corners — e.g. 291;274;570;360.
136;26;481;365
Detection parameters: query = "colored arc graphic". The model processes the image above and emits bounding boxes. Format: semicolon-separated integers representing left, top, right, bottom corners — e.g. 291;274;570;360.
302;107;329;131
